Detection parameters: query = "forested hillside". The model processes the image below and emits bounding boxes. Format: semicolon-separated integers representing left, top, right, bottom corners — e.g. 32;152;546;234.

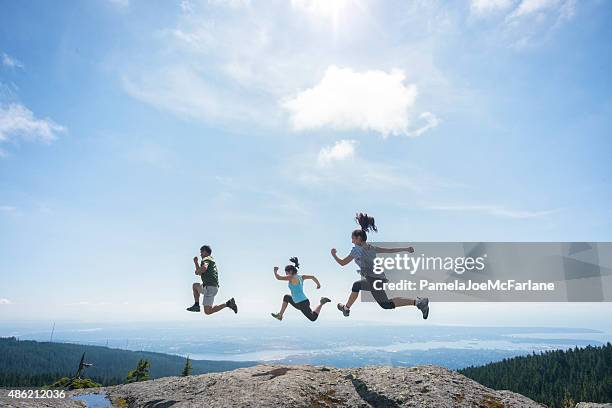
0;337;256;387
459;343;612;408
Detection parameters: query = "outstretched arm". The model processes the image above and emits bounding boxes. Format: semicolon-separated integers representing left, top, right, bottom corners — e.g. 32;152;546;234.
302;275;321;289
372;246;414;254
274;266;291;281
331;248;353;266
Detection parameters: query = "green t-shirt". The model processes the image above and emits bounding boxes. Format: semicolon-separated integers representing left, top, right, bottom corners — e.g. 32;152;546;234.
200;256;219;287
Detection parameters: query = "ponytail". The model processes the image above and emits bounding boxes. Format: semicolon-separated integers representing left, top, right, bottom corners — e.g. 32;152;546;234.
352;212;377;242
285;257;300;274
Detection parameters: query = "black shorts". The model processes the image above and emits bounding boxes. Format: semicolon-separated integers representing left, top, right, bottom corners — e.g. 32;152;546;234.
351;277;395;310
283;295;318;321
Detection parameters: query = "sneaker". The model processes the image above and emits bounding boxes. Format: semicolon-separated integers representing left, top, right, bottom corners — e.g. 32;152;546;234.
271;313;282;321
186;303;200;312
416;297;429;320
320;297;331;305
337;303;350;317
226;298;238;314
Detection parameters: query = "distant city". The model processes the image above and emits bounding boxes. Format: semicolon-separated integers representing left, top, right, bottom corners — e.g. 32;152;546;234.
1;322;608;370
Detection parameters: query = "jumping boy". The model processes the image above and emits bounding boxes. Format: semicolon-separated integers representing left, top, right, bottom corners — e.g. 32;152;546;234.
186;245;238;315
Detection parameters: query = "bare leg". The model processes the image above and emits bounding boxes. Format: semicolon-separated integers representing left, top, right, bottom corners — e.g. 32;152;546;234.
278;301;289;318
391;297;416;307
345;291;359;309
203;304;227;315
313;301;326;315
192;283;201;304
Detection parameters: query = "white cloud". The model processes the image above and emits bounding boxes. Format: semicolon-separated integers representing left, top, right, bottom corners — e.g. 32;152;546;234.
317;139;357;166
509;0;560;18
0;103;66;144
2;53;23;69
471;0;516;16
120;2;446;134
122;66;270;125
428;204;556;219
283;66;422;136
0;298;12;305
292;143;455;194
410;111;440;137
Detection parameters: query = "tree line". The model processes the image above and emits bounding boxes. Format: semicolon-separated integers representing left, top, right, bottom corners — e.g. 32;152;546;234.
0;337;254;387
459;342;612;408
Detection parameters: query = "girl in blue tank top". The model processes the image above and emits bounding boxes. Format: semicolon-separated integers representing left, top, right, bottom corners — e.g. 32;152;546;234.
271;257;331;322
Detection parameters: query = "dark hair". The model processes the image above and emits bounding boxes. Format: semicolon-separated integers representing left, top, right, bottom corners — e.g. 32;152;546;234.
285;257;300;275
352;212;377;242
200;245;212;255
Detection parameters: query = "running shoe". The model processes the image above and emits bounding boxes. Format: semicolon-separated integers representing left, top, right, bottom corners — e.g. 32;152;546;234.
320;297;331;305
416;297;429;319
186;303;200;312
226;298;238;314
271;313;282;321
337;303;350;317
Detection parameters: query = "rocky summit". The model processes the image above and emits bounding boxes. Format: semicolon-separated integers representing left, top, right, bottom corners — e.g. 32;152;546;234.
67;364;546;407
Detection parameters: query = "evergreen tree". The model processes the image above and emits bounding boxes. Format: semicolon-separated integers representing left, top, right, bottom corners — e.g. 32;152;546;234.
181;356;193;377
126;359;150;383
459;342;612;408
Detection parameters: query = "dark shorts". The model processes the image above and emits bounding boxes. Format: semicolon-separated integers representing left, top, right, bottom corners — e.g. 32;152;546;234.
283;295;318;321
351;277;395;310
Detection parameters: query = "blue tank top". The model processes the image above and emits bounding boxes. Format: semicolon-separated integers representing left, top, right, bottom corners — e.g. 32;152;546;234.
288;275;308;303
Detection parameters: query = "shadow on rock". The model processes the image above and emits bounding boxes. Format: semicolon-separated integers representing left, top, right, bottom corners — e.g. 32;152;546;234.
142;399;179;408
252;367;294;380
350;378;400;408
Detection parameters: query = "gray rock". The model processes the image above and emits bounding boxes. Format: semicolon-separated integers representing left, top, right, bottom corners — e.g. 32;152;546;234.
93;364;546;407
576;403;612;408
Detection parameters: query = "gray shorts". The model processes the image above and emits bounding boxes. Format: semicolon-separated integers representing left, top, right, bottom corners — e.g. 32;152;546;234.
197;284;219;306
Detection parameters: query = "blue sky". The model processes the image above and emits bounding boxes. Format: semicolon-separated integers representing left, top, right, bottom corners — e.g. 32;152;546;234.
0;0;611;328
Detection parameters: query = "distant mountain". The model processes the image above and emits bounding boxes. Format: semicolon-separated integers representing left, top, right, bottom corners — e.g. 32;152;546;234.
459;343;612;408
0;337;256;387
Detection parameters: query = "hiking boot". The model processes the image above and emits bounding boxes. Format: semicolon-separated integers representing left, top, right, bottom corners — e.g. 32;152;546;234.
337;303;350;317
226;298;238;314
271;312;282;321
186;303;200;312
416;297;429;319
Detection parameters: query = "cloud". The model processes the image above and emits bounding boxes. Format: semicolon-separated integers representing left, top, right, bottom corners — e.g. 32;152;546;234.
0;205;17;212
503;0;577;48
428;204;556;219
509;0;561;18
410;111;440;137
292;142;454;194
0;103;66;145
120;2;445;134
471;0;516;16
2;53;23;69
470;0;578;48
0;298;12;305
317;139;358;166
283;66;425;136
122;67;265;124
